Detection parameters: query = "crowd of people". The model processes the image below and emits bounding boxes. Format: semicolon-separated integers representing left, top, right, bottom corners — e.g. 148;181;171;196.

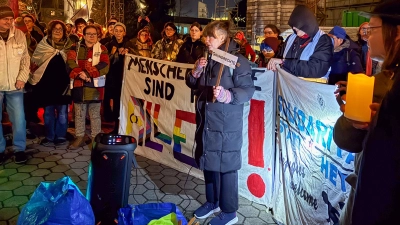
0;0;399;224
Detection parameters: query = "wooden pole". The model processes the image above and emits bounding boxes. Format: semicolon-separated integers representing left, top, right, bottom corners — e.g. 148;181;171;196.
212;37;231;103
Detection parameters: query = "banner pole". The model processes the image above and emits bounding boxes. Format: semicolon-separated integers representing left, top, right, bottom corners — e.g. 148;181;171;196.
275;68;290;225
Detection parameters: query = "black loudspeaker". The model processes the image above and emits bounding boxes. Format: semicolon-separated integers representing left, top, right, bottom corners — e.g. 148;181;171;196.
87;133;137;224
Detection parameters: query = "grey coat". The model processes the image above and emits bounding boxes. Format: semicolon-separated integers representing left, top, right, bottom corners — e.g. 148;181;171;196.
186;39;255;173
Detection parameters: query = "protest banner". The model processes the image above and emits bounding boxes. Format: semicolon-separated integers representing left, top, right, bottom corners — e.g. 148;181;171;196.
119;55;276;206
118;56;354;223
272;67;354;225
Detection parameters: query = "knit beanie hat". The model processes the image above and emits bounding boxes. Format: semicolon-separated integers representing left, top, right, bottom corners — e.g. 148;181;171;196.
114;22;126;32
329;26;347;40
14;17;28;33
0;6;14;20
261;37;279;52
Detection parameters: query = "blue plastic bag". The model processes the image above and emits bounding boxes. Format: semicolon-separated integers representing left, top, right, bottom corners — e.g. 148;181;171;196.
18;176;94;225
118;203;187;225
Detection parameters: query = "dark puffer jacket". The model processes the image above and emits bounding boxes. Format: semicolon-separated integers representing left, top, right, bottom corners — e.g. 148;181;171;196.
176;37;206;64
280;5;333;78
328;37;363;84
186;39;255;173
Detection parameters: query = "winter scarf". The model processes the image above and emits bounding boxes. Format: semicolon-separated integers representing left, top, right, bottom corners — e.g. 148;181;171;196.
29;37;72;85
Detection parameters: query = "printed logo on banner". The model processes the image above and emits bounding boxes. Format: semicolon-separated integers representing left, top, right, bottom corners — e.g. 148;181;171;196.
317;93;326;109
123;55;198;168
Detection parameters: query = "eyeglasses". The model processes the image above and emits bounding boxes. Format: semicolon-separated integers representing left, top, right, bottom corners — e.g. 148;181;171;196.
362;25;382;36
85;33;97;37
53;28;63;33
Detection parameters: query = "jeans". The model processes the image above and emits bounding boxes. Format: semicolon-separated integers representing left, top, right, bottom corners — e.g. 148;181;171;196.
0;90;26;153
44;105;68;141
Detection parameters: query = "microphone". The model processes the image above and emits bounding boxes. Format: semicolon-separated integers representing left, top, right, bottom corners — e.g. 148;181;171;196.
203;48;209;73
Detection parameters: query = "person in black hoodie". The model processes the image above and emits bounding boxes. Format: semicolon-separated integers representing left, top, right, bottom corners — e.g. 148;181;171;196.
268;5;333;78
176;22;207;64
327;26;363;84
105;22;133;133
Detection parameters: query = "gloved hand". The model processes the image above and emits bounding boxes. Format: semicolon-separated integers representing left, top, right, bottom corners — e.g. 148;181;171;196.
192;57;207;78
213;86;232;104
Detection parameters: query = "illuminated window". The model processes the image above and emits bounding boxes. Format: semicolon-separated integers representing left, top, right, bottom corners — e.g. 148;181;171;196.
183;27;188;34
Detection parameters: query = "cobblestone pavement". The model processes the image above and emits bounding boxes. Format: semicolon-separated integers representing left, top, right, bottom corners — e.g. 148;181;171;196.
0;130;277;225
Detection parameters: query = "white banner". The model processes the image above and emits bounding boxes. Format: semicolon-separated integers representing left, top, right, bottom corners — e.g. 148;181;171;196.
273;68;354;225
119;55;275;207
119;55;201;177
239;68;276;207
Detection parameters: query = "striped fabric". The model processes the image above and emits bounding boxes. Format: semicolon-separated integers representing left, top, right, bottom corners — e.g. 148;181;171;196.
67;41;109;88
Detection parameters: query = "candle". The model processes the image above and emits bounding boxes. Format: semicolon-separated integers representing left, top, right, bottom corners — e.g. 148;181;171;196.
344;72;375;122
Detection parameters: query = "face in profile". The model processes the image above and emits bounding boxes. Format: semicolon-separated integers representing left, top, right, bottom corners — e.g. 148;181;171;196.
235;32;244;40
367;17;385;62
293;27;306;37
77;23;85;33
359;23;369;42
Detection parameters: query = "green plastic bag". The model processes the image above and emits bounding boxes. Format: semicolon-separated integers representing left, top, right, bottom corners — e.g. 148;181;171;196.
148;213;177;225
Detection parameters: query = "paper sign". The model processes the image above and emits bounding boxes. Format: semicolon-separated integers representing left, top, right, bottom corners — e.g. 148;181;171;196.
211;48;238;69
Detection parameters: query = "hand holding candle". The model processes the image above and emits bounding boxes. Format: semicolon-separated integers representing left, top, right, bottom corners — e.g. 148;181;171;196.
344;73;375;123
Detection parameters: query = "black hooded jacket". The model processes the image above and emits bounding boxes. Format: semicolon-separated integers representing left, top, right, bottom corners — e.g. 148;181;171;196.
176;37;207;64
280;5;333;78
105;36;133;91
186;39;255;172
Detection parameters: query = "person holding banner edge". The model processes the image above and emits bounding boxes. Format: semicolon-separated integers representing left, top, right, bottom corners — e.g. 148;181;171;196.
186;20;255;225
105;22;133;134
332;1;400;224
267;5;333;78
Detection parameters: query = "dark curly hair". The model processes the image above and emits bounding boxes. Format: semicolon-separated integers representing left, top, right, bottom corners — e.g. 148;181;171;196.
264;24;281;35
47;20;67;41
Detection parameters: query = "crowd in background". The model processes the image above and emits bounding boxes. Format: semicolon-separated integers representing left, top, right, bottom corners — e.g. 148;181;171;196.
0;1;386;166
1;1;400;224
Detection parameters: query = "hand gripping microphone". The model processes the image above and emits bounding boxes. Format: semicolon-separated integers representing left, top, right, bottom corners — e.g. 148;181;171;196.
203;48;209;73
